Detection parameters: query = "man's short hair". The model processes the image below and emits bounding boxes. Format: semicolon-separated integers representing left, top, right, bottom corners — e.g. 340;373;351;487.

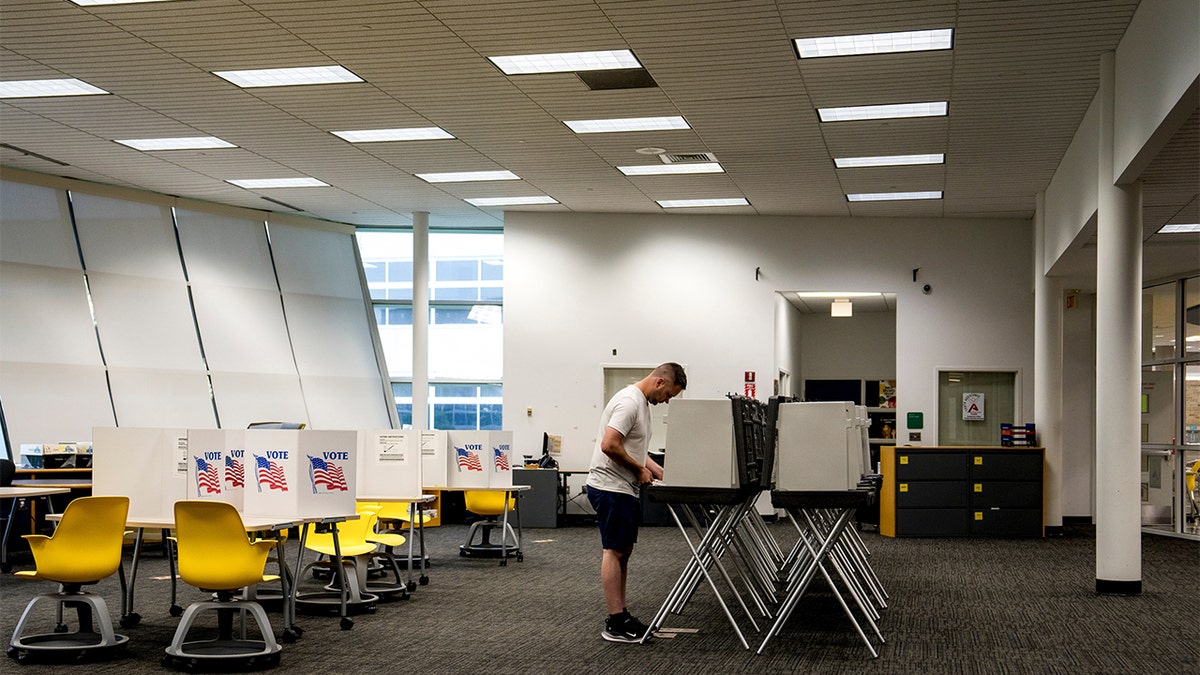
653;362;687;390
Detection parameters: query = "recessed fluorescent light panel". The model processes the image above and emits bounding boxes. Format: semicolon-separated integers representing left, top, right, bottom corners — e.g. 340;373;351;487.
656;198;749;208
795;28;953;58
1158;223;1200;234
618;162;724;176
818;102;947;122
795;292;881;299
227;177;328;188
213;65;362;88
0;78;108;98
115;136;236;151
489;49;641;75
564;116;689;134
834;153;944;168
465;196;558;206
847;191;942;202
416;170;520;183
331;127;454;142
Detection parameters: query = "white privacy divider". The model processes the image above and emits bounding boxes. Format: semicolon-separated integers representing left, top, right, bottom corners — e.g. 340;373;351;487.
93;426;188;520
776;401;859;491
420;430;448;488
357;429;422;498
662;399;738;489
242;429;357;517
186;428;246;509
446;431;513;489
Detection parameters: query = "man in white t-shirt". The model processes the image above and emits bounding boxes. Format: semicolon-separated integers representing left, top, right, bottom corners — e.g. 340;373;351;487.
586;362;687;643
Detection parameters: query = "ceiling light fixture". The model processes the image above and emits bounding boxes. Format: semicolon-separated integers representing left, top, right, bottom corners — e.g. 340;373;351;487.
564;116;689;134
213;65;362;88
115;136;236;151
465;196;558;206
1158;223;1200;234
847;191;943;201
795;292;881;298
657;198;749;208
227;177;329;188
617;163;724;175
830;299;853;317
331;127;454;142
0;78;108;98
795;28;953;58
834;153;944;168
416;170;520;183
488;49;641;75
818;101;947;122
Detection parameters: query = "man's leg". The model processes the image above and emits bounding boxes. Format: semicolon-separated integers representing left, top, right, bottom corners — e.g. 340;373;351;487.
600;547;631;614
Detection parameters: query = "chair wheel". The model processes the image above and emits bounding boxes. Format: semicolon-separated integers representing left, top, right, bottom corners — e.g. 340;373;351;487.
419;576;429;586
282;627;300;643
120;613;141;628
499;559;507;567
406;581;417;592
54;624;69;633
340;617;354;630
459;550;466;557
517;553;524;562
169;605;183;617
6;646;20;660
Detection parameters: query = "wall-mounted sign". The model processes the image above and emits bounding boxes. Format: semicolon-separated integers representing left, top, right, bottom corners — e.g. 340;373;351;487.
962;393;985;421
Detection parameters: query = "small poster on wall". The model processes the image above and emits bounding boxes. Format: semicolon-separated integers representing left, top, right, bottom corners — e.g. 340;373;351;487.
963;392;986;421
878;380;896;408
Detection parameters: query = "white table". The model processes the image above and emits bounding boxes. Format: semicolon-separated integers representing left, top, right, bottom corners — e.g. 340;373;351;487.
1;486;71;572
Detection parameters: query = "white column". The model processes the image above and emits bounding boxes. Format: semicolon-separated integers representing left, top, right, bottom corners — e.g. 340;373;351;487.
1094;51;1143;594
412;212;430;431
1033;191;1065;532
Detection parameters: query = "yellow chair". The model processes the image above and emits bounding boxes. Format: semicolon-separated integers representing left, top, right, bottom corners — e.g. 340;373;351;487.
372;501;429;589
163;500;281;671
1186;459;1200;525
297;510;404;624
460;490;523;565
355;502;409;593
8;495;130;663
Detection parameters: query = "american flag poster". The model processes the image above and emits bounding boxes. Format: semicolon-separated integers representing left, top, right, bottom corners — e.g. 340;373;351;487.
194;456;222;495
225;455;245;488
456;446;483;472
254;454;289;492
493;447;509;471
307;455;349;493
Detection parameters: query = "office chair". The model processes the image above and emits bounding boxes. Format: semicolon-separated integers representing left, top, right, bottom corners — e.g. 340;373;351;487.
375;500;431;589
353;503;409;597
163;500;282;671
1186;459;1200;526
296;510;402;625
460;490;522;565
8;495;130;663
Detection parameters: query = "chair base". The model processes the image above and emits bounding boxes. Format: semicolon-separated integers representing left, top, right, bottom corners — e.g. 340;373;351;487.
460;520;522;560
459;542;521;559
165;598;281;670
9;590;129;663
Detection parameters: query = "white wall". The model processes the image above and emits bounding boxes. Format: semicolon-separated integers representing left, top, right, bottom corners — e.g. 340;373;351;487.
503;212;1034;471
773;294;803;397
798;310;896;381
1062;292;1097;518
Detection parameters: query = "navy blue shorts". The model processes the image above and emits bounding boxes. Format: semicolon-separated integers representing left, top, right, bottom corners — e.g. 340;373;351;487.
587;486;642;552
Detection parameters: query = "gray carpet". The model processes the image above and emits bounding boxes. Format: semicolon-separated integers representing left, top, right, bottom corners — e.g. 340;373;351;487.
2;522;1197;674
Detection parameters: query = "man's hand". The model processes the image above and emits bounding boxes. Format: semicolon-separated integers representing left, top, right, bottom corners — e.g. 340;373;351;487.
637;465;653;485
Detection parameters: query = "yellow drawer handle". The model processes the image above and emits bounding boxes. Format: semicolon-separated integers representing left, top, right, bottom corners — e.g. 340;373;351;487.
974;511;983;521
899;483;908;492
974;456;984;465
974;483;983;492
900;456;908;464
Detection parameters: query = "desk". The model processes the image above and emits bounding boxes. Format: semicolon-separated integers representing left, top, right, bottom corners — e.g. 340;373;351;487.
1;487;71;572
555;469;593;526
10;478;91;532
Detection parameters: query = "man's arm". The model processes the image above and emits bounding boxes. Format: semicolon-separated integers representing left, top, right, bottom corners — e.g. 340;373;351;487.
600;426;653;485
645;454;663;481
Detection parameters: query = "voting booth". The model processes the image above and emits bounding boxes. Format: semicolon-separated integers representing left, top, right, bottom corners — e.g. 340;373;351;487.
185;428;247;509
446;430;513;488
662;399;739;488
420;430;448;487
776;401;864;491
93;427;189;520
357;429;422;498
242;429;357;518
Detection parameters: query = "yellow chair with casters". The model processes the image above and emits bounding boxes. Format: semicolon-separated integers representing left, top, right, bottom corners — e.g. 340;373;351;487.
460;490;523;565
163;500;282;671
374;501;430;590
352;502;409;597
8;495;130;664
296;510;404;627
1185;459;1200;525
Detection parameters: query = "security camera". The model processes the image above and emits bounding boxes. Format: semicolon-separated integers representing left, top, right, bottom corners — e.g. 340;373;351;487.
922;284;932;295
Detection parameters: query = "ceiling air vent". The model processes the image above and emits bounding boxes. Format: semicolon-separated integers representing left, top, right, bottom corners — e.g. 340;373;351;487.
660;152;717;164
